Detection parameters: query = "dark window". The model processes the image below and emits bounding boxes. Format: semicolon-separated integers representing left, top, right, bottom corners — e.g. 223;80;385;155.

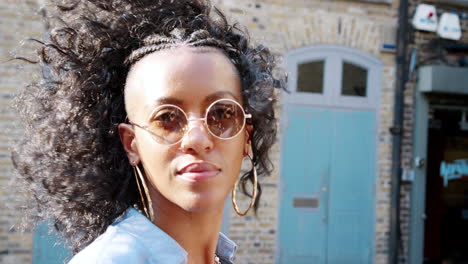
297;60;324;94
342;62;367;97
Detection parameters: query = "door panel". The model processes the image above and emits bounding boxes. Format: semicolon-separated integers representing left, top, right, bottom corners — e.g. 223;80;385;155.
33;222;72;264
327;111;375;263
279;106;331;263
279;107;375;264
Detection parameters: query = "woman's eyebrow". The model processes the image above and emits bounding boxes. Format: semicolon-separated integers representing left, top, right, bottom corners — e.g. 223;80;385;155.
153;97;183;106
204;91;240;103
145;97;183;112
145;91;240;112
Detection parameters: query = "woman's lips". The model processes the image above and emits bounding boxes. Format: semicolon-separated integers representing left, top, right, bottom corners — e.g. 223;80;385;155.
176;162;221;182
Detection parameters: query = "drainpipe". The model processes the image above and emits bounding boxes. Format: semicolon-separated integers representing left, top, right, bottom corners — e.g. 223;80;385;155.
389;0;409;263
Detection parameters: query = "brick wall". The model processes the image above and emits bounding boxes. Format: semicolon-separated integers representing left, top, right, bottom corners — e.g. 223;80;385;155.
402;2;468;167
0;0;44;263
398;1;468;263
214;1;399;263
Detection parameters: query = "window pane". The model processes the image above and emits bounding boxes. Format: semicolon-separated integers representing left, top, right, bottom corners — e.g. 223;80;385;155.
342;62;367;97
297;61;324;94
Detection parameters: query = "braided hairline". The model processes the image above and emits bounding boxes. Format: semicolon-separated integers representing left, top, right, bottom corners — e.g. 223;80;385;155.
125;29;231;65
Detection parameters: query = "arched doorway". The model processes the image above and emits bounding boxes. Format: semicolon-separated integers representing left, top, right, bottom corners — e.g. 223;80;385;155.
278;45;382;263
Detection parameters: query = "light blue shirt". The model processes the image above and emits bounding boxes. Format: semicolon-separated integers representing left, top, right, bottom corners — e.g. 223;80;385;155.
68;208;237;264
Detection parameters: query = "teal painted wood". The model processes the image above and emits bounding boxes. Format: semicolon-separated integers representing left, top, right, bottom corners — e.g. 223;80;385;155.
409;91;429;263
279;106;331;263
327;110;375;263
279;106;375;263
33;222;72;264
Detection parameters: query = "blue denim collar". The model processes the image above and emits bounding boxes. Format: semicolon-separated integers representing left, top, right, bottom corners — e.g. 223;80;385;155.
114;208;237;264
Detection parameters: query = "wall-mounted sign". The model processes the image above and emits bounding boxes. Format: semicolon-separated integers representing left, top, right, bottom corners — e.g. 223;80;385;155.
460;111;468;131
412;4;438;32
440;159;468;187
437;13;462;40
381;24;397;53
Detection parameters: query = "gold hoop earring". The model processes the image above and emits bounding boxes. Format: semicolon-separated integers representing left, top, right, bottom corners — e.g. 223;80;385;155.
232;154;258;216
133;164;155;221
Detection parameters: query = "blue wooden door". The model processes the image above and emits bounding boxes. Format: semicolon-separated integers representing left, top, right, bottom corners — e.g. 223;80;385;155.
278;107;331;264
33;222;72;264
279;105;375;263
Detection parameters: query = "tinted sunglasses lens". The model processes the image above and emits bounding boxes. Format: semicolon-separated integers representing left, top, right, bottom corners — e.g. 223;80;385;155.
147;106;187;144
207;100;245;138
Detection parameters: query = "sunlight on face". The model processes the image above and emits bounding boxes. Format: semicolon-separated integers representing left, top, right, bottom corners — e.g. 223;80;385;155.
125;47;248;213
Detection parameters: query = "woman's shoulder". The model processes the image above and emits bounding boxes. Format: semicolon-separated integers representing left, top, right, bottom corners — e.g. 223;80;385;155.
68;221;151;264
68;208;187;264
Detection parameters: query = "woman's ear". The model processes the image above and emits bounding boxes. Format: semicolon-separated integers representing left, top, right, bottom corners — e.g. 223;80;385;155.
118;123;140;164
243;124;253;157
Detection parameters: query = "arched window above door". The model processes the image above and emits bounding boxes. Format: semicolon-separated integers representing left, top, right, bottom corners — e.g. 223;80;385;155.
297;60;325;94
285;45;382;110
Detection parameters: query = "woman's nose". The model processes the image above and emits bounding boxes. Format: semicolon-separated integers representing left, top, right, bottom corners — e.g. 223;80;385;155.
180;119;214;154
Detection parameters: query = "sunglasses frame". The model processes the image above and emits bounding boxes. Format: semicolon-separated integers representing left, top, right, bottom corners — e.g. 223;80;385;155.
129;98;252;145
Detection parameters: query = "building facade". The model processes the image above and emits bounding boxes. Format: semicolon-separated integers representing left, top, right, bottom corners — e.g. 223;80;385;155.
216;0;399;263
400;1;468;264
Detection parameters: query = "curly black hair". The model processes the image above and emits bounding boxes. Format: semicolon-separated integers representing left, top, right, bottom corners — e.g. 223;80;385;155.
11;0;283;253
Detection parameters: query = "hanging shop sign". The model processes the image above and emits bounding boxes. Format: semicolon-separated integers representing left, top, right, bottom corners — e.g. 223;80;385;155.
412;4;438;32
440;159;468;187
437;13;462;40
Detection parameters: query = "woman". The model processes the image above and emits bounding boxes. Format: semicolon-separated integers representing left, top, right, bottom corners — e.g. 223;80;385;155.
12;0;283;263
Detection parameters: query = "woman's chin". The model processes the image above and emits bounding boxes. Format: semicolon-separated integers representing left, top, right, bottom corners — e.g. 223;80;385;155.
174;192;226;214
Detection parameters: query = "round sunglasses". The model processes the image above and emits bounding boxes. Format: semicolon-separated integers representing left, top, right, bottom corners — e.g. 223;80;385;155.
129;98;251;145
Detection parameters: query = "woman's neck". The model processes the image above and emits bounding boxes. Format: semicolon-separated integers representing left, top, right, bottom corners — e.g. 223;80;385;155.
149;189;225;264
